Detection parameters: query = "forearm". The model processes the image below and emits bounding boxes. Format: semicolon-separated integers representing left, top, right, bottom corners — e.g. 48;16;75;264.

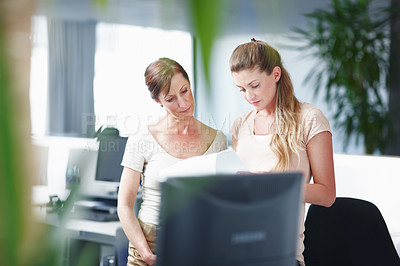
304;182;336;207
118;205;155;262
305;132;336;207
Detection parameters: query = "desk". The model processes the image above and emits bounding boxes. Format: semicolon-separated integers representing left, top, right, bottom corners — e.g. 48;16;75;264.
35;210;122;266
33;186;122;266
64;219;120;266
33;208;121;266
65;219;120;246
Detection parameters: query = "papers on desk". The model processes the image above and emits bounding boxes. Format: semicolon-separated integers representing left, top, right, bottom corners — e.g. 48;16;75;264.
158;148;248;182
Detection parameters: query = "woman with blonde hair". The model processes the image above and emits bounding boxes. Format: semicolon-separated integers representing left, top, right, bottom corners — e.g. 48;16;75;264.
118;58;227;265
229;39;336;266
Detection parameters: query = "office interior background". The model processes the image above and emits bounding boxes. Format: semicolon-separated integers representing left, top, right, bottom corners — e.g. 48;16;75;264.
30;0;391;154
1;0;400;265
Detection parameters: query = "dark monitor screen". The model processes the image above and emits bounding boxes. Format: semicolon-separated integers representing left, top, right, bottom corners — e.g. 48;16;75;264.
156;172;303;266
95;134;127;183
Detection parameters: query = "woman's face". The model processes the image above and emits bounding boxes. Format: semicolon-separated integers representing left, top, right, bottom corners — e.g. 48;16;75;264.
232;67;281;113
157;72;195;119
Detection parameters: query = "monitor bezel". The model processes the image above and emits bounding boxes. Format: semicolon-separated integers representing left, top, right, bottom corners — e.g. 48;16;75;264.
156;172;303;266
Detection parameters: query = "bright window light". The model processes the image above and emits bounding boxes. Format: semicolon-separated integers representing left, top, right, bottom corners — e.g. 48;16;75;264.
30;16;48;136
94;23;193;135
29;19;193;137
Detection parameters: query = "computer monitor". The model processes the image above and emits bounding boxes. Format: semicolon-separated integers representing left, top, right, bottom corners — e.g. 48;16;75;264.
93;132;127;198
156;172;303;266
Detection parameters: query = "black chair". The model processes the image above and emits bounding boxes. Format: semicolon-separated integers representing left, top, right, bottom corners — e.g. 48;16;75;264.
115;191;142;266
304;197;400;266
115;227;129;266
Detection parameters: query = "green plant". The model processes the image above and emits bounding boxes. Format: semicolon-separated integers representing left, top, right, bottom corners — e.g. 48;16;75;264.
293;0;392;154
0;4;35;266
0;1;86;265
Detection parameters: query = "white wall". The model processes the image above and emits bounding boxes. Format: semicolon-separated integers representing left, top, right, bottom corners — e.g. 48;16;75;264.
333;153;400;255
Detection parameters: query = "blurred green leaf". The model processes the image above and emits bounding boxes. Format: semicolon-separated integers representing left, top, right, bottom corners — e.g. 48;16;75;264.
91;0;108;11
187;0;225;91
0;3;87;265
0;13;25;266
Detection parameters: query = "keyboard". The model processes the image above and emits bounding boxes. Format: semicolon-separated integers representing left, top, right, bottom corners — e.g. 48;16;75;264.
70;198;119;222
70;209;119;222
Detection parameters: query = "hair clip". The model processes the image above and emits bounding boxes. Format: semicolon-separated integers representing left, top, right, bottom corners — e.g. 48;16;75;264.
251;38;257;42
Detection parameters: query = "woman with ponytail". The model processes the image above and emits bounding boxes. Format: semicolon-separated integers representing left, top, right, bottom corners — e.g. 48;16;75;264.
229;39;336;266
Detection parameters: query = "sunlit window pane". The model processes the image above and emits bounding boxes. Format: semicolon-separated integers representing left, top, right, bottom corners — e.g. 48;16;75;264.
30;16;48;136
94;23;193;135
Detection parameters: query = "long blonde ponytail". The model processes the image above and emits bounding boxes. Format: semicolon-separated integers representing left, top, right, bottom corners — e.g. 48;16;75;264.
230;40;302;171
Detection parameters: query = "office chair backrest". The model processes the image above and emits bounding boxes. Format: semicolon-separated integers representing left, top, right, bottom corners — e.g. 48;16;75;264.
304;197;400;266
115;227;129;266
115;195;142;266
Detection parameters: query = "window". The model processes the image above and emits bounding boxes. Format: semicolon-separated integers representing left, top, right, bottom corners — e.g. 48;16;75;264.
94;23;193;135
29;19;193;137
30;16;48;136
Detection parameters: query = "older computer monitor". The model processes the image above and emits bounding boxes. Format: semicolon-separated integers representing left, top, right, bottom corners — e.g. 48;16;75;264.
93;131;127;198
156;172;303;266
76;128;127;199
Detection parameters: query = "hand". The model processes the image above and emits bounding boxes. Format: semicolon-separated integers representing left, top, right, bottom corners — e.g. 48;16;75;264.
143;252;157;266
236;171;252;175
236;171;271;175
